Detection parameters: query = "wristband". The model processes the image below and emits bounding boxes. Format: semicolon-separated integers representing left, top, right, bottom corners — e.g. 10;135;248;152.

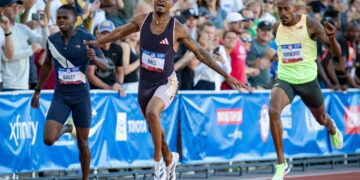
34;87;41;93
4;32;12;37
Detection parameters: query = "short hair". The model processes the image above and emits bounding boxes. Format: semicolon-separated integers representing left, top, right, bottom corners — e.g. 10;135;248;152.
58;4;77;18
323;9;339;19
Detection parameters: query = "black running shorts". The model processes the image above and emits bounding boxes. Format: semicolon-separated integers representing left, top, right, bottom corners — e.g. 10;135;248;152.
273;78;324;108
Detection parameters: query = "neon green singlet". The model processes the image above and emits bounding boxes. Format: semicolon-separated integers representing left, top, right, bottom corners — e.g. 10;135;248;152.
275;15;318;84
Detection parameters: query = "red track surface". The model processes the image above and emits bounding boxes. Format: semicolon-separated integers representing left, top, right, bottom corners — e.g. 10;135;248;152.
287;171;360;180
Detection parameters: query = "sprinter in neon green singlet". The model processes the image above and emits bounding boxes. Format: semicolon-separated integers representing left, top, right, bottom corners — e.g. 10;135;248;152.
270;1;344;179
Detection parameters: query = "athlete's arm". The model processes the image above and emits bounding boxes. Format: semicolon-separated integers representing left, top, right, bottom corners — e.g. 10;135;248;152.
307;17;342;57
176;21;247;90
32;54;52;108
85;14;145;46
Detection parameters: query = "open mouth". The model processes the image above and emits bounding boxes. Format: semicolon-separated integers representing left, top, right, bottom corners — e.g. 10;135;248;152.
156;4;165;8
58;24;65;28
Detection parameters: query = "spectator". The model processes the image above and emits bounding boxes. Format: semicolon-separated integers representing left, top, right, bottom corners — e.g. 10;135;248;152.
46;0;97;29
246;20;274;89
135;1;153;15
240;8;256;36
173;8;199;90
295;0;309;15
102;0;137;27
87;20;124;92
221;0;244;14
221;12;247;89
246;0;264;36
193;22;231;90
181;8;198;40
339;0;360;32
171;0;198;16
333;21;360;89
240;31;253;52
198;0;227;30
121;32;140;92
308;0;332;21
0;9;14;91
260;0;276;24
317;11;342;90
1;0;49;91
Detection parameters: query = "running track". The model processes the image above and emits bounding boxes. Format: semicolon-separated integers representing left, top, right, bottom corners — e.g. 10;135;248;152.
287;171;360;180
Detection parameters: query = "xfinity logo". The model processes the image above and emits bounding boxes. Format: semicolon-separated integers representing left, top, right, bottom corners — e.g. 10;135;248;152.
9;115;38;147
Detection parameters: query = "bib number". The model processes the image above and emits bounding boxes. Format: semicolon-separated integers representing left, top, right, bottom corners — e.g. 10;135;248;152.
281;43;303;64
141;49;165;72
58;67;86;84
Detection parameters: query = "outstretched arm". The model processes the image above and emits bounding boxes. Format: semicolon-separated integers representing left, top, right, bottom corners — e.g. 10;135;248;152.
176;21;246;90
85;14;145;46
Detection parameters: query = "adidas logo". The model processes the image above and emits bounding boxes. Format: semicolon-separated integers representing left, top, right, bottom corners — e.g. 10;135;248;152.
160;38;169;45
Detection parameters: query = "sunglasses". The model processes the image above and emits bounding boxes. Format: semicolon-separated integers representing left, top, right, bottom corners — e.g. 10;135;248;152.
244;18;255;22
241;37;253;43
263;0;273;4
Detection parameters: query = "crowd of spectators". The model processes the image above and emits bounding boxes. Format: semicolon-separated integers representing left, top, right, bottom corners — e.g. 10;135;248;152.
0;0;359;92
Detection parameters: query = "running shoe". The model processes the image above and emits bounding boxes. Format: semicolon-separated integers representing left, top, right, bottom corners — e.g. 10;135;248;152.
166;152;179;180
154;160;166;180
330;119;344;150
272;161;290;180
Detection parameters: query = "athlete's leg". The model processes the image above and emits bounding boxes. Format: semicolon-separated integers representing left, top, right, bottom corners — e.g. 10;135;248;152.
145;96;167;163
309;104;336;134
44;97;72;145
72;98;92;180
269;87;291;164
75;127;90;180
296;80;336;134
160;128;172;166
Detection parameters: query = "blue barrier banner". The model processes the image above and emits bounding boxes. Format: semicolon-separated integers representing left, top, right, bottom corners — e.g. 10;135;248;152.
329;92;360;154
179;92;332;164
179;92;275;164
0;90;359;174
0;91;179;174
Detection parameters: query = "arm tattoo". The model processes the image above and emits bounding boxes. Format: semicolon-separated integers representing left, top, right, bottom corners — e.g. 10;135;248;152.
194;47;228;78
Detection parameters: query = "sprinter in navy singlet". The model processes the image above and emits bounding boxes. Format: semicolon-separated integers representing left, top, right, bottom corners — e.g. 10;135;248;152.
85;1;247;179
31;5;105;180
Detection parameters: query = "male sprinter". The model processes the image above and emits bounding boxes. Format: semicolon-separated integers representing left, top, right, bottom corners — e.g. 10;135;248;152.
270;0;344;179
31;5;105;180
85;0;246;179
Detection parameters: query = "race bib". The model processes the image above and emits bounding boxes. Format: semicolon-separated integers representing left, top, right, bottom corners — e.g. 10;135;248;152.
281;43;303;64
141;49;165;72
58;67;86;84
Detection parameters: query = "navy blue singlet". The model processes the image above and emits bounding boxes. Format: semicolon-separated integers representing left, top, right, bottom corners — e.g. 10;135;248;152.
139;12;176;83
138;12;177;114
